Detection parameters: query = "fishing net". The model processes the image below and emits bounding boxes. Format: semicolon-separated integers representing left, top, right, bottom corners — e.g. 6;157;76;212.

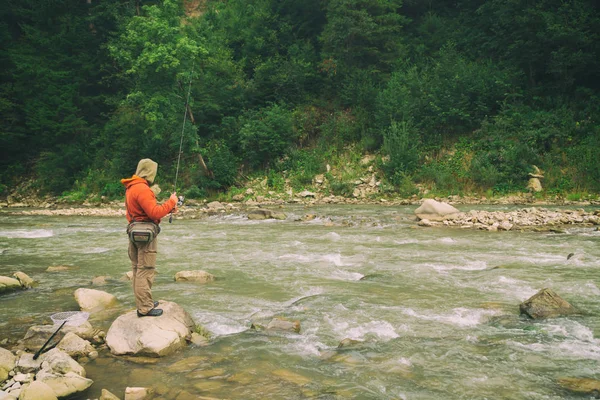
50;311;90;327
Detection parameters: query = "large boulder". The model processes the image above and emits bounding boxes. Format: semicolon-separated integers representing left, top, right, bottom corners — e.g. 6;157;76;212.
56;332;95;360
0;348;16;384
12;272;34;289
21;322;95;351
519;288;578;319
35;349;93;398
174;270;215;283
414;199;460;221
0;276;22;294
17;380;58;400
74;288;117;312
105;301;195;357
558;377;600;397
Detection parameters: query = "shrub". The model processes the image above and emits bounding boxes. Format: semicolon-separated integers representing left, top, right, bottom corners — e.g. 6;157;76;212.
381;121;420;184
238;103;296;169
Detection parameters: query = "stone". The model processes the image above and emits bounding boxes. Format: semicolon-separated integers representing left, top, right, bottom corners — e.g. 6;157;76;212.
99;388;121;400
519;288;578;319
17;381;57;400
0;277;22;294
527;178;543;192
46;266;78;272
124;387;153;400
91;276;110;286
188;333;209;347
414;199;460;221
247;209;287;220
74;288;117;312
174;271;215;283
558;377;600;397
298;190;316;198
35;349;92;398
266;318;300;333
0;348;16;383
206;201;224;210
56;333;95;360
12;272;33;289
14;353;42;374
105;301;194;357
20;322;95;351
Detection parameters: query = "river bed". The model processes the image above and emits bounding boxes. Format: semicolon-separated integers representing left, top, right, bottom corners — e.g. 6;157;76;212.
1;205;599;399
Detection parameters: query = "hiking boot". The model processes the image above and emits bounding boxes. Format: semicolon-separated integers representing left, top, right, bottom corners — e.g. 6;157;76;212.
137;308;163;317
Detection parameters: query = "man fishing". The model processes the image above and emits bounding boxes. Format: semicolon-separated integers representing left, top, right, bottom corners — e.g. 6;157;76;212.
121;158;178;317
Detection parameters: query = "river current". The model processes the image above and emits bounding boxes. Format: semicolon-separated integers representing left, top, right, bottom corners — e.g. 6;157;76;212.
1;205;599;399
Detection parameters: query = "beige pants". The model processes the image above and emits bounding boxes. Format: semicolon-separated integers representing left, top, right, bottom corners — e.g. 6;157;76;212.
128;237;158;314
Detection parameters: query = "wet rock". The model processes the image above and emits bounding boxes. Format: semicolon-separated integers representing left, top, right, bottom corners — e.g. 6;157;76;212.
206;201;224;210
0;348;16;384
247;209;287;220
0;277;22;294
188;333;209;347
519;288;578;319
105;301;194;357
56;333;95;360
91;276;111;286
558;377;600;398
166;356;209;373
35;349;93;398
74;288;117;312
266;318;300;333
17;380;57;400
124;387;153;400
46;265;78;272
12;272;34;289
272;369;311;386
174;270;215;283
99;388;120;400
337;338;364;349
414;199;460;222
21;322;95;351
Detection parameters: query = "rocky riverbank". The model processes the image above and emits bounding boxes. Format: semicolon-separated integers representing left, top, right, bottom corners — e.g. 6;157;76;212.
2;193;599;231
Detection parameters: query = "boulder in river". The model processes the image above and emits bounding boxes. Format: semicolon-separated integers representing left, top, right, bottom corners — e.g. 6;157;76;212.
0;276;22;294
105;301;195;357
174;270;215;283
414;199;460;221
247;209;287;220
35;348;93;398
20;322;96;351
56;332;95;360
519;288;578;319
0;347;16;384
74;288;117;312
18;380;58;400
13;272;34;289
266;317;301;333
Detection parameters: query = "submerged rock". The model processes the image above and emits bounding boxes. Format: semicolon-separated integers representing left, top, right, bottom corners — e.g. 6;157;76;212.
105;301;194;357
174;270;215;283
519;288;578;319
74;288;117;312
414;199;460;222
247;209;287;220
266;317;301;333
558;377;600;397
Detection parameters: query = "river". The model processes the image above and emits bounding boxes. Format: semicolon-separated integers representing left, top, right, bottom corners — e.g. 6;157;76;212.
1;205;599;399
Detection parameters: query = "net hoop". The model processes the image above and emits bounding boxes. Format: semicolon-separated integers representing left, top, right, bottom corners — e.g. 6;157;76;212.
50;311;90;327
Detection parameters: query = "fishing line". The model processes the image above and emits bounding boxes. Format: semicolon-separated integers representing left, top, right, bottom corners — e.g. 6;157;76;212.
169;65;194;223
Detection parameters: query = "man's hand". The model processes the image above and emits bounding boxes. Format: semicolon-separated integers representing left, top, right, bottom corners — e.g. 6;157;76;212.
170;192;179;213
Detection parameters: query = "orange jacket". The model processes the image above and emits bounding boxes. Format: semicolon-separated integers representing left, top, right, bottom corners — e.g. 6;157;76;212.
121;176;176;224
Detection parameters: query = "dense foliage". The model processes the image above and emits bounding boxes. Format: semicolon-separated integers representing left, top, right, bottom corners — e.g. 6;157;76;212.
1;0;598;198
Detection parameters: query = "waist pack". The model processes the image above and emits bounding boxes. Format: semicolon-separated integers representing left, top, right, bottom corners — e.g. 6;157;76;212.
127;221;160;243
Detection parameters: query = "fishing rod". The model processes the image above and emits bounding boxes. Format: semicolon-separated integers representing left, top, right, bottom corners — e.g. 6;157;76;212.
169;66;193;223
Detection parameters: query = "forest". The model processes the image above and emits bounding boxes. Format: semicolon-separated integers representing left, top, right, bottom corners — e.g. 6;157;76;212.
0;0;598;201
